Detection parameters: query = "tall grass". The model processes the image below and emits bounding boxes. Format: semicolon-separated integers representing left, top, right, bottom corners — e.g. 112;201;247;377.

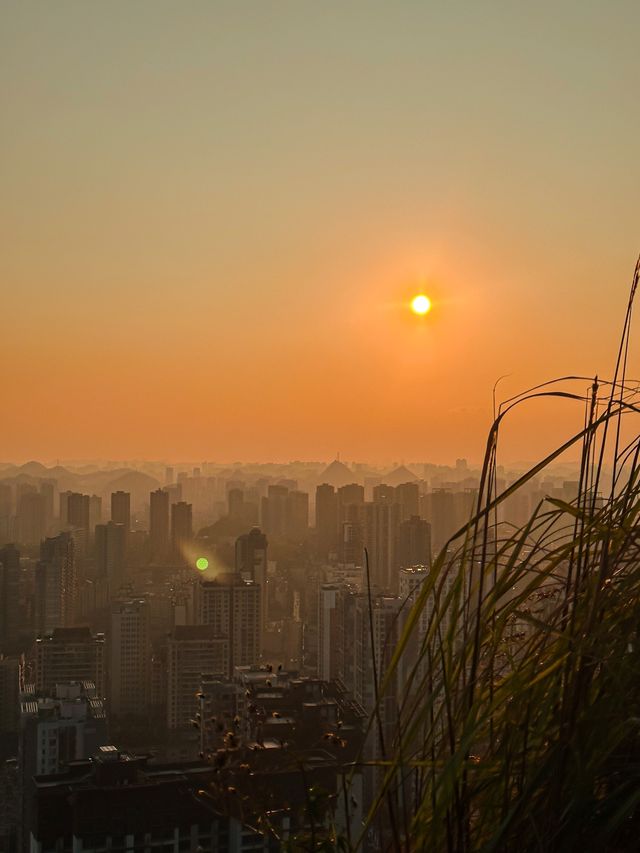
360;257;640;851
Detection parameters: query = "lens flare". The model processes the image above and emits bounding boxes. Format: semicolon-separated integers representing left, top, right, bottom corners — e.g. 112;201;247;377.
411;294;432;316
196;557;209;571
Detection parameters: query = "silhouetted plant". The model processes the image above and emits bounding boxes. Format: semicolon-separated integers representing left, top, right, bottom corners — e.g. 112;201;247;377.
357;257;640;851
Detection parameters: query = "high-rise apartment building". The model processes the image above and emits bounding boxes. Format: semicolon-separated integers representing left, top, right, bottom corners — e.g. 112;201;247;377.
353;593;401;805
0;545;21;654
337;483;365;513
35;533;76;633
39;481;55;529
109;599;151;717
260;484;289;537
315;483;338;556
150;489;169;563
58;490;71;526
354;593;400;723
425;488;477;554
315;582;362;694
337;484;365;564
34;627;105;698
228;487;244;520
0;656;19;736
198;577;261;675
286;490;309;539
397;515;431;569
0;484;12;543
362;501;401;591
89;495;102;530
110;491;131;530
66;493;90;534
235;528;268;627
394;481;420;521
372;483;395;505
235;527;268;580
171;501;193;562
398;565;430;688
0;484;12;521
317;584;341;682
95;521;126;591
167;626;228;729
17;490;46;546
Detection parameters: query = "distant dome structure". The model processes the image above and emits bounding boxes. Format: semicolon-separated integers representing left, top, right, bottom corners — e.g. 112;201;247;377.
317;459;358;488
384;465;420;486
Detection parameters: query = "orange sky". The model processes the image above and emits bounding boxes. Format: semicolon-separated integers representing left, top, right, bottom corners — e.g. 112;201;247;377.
2;3;639;464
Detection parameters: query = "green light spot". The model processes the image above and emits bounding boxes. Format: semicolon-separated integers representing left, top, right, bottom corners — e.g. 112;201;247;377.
196;557;209;571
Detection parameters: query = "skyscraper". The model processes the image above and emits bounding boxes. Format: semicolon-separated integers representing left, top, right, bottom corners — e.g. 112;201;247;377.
35;533;76;633
235;527;268;628
353;593;400;806
398;564;456;694
372;483;395;505
89;495;102;530
261;484;289;537
396;515;432;569
317;584;341;682
0;484;12;520
228;487;244;520
39;481;55;529
17;490;46;546
394;481;420;521
315;483;338;557
109;599;151;717
66;493;90;533
198;577;261;675
110;490;131;530
286;490;309;539
354;594;400;730
150;488;169;563
59;490;72;526
171;501;193;562
398;565;430;688
338;483;365;512
0;483;12;542
235;528;267;577
0;545;21;654
0;655;19;736
95;521;126;592
167;626;228;730
362;500;401;591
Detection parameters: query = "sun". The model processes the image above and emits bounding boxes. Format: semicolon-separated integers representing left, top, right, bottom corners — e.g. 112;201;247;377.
411;294;432;316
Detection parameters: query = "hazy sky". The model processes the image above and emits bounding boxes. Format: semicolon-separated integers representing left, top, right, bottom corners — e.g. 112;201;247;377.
2;2;639;465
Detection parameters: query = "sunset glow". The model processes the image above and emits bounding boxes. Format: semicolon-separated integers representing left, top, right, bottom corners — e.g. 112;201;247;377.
1;4;638;465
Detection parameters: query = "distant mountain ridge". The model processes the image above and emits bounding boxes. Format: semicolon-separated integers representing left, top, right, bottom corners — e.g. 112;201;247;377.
0;462;160;510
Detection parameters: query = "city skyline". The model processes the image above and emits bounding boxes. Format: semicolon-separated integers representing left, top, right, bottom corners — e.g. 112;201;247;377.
3;5;640;848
